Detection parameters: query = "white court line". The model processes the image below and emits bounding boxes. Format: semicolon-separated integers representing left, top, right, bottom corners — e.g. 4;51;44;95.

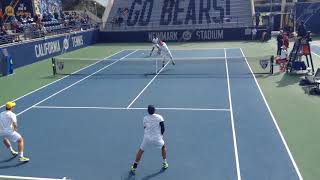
224;48;241;180
16;50;138;116
312;52;320;58
240;48;303;180
0;175;69;180
33;105;230;111
126;60;171;109
0;49;126;109
127;47;241;51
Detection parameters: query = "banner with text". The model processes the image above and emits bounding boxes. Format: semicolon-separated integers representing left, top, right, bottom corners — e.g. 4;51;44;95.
0;29;98;68
99;28;250;42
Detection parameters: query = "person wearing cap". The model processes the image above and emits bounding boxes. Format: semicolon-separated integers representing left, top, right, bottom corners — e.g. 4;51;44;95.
130;105;168;173
0;101;29;162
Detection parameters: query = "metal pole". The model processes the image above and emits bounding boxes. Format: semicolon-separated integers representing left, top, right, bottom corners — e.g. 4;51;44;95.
94;2;97;18
270;0;273;30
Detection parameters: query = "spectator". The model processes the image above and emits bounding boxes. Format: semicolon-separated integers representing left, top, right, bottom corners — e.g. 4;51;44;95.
277;30;284;55
0;10;4;28
54;11;59;20
255;11;260;27
283;32;289;50
252;27;257;40
297;21;307;38
0;26;7;36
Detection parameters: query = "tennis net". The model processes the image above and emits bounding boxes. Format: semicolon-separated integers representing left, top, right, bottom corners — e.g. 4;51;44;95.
51;56;274;77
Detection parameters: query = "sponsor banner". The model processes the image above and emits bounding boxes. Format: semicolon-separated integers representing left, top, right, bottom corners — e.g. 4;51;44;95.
0;29;98;68
99;28;249;42
296;2;320;33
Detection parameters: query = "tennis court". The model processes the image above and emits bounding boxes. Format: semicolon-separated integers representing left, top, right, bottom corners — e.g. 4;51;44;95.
0;48;301;180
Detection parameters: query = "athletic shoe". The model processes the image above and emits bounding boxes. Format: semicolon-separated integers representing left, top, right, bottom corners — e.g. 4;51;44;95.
172;61;175;65
131;163;138;173
162;162;169;169
11;150;18;156
130;165;136;173
19;157;30;162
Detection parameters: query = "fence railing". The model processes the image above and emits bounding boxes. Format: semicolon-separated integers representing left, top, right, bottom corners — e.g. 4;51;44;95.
0;23;98;45
104;16;252;31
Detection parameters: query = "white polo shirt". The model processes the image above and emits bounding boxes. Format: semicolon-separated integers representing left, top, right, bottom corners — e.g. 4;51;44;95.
152;37;159;45
0;110;17;134
143;113;164;140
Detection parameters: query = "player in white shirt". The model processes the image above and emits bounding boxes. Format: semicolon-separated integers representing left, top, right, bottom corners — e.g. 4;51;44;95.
0;102;29;162
158;40;175;67
150;34;160;56
131;105;168;173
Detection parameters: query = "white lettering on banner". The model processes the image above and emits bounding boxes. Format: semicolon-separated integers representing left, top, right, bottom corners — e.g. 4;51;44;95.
148;32;178;41
34;40;61;58
196;30;224;40
72;36;84;48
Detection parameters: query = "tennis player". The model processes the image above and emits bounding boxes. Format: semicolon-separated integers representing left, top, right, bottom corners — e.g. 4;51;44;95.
150;34;160;56
158;40;175;67
131;105;168;173
0;102;30;162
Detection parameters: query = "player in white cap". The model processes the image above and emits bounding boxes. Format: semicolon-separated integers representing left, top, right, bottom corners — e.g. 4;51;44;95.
0;101;30;162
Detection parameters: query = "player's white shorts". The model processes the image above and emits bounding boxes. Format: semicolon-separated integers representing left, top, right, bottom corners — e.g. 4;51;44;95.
0;131;22;142
140;137;165;151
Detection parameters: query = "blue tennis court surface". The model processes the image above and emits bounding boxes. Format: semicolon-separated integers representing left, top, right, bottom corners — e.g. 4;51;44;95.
0;48;301;180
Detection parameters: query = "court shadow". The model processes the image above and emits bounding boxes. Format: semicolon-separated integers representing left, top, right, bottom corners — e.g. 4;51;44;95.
276;73;304;87
121;171;136;180
0;161;28;169
0;155;17;163
141;169;166;180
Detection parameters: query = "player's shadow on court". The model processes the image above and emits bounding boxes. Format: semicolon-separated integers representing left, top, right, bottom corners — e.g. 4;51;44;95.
0;155;17;163
0;162;27;169
141;169;166;180
122;169;166;180
0;155;28;169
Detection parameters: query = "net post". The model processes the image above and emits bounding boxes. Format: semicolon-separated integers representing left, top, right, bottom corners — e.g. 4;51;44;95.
52;58;56;76
270;55;274;74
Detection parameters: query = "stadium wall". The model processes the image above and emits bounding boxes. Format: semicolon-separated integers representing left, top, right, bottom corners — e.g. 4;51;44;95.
99;28;253;42
0;29;99;69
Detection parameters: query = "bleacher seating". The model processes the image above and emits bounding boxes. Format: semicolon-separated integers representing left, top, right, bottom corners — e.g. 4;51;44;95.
105;0;253;31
